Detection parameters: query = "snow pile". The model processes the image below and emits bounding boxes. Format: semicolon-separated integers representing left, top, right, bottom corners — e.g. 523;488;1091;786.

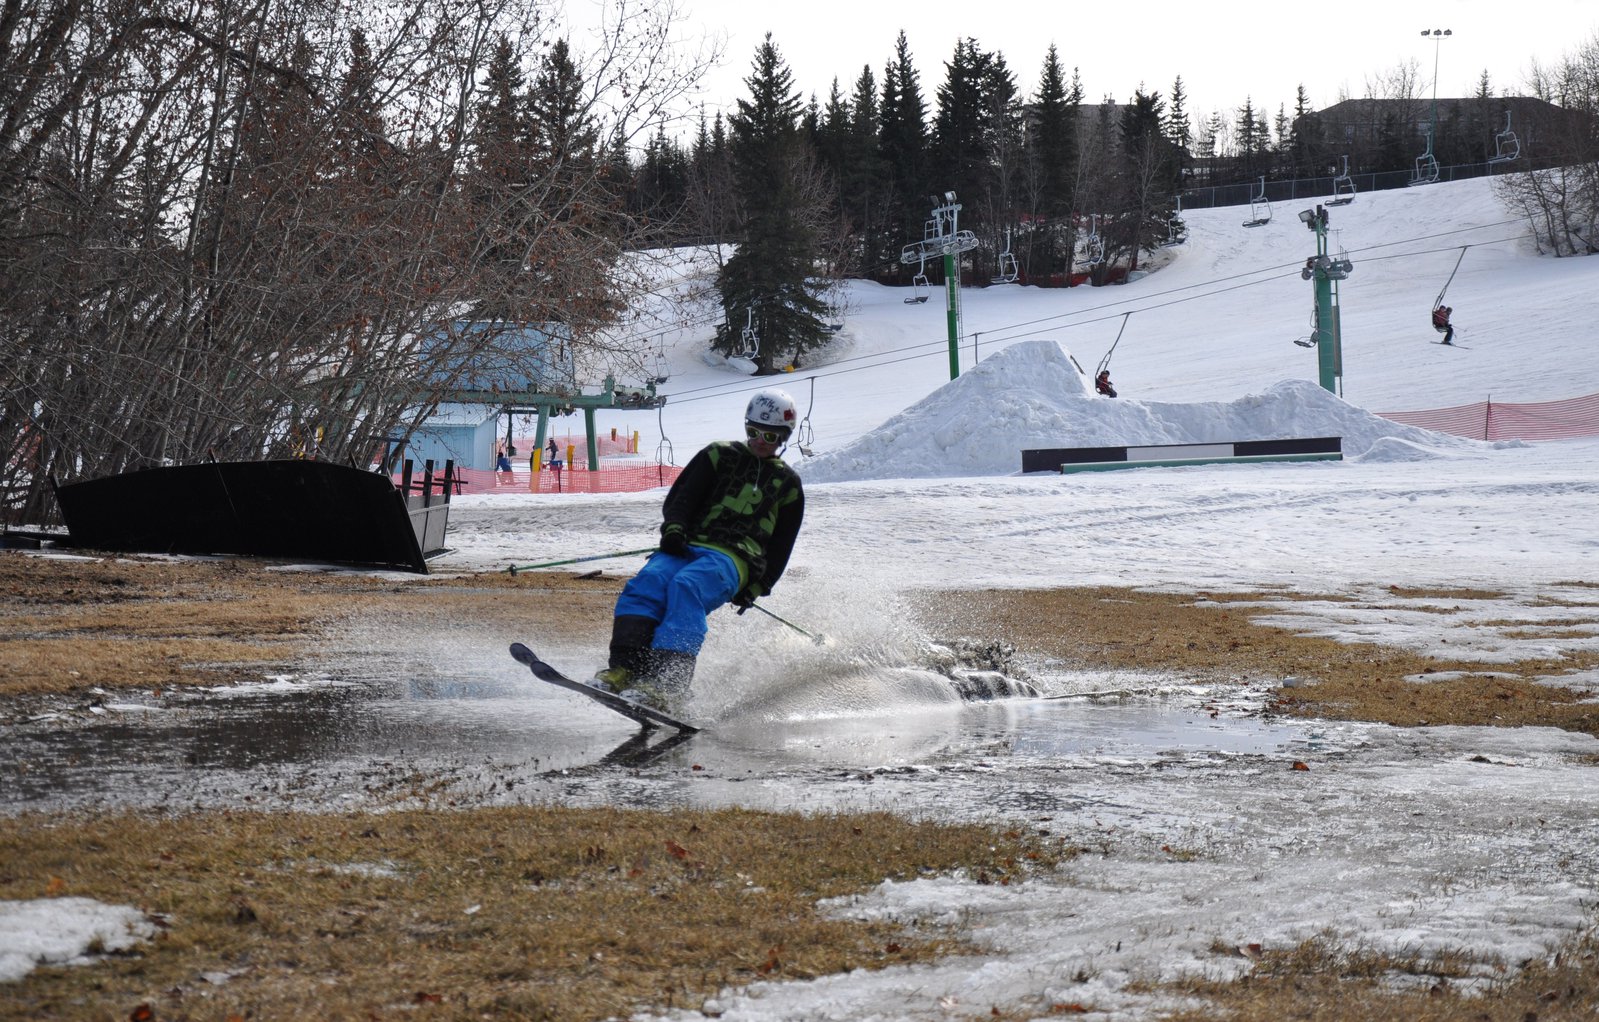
797;340;1479;483
0;898;154;982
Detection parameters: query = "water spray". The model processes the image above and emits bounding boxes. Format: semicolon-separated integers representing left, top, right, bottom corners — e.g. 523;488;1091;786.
749;602;828;645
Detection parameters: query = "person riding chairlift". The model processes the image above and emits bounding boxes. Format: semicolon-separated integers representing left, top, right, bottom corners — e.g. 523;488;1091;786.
1432;304;1455;345
1095;369;1118;398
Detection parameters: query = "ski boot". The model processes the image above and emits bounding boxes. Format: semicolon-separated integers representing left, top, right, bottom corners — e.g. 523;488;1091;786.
590;615;658;693
619;650;697;713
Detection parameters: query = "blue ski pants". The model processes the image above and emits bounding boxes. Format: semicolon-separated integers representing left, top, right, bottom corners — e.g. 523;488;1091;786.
614;545;741;655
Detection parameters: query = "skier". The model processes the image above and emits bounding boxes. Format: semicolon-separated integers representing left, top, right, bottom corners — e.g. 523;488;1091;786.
1432;304;1455;345
589;389;806;710
1095;370;1118;397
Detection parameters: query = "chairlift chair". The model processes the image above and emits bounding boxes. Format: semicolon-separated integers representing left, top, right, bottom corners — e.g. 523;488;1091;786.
991;228;1019;284
1409;129;1440;186
1242;177;1272;227
1490;110;1521;164
654;403;675;466
1082;214;1105;266
793;376;817;457
647;336;670;385
1160;195;1186;247
1293;307;1320;348
903;247;931;304
734;308;760;360
1327;156;1356;206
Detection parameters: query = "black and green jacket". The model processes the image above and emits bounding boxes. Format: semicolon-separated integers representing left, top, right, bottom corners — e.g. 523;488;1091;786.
661;441;805;596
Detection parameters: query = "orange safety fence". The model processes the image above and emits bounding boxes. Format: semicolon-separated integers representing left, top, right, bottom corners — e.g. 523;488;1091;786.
397;463;682;495
506;431;640;459
1378;391;1599;442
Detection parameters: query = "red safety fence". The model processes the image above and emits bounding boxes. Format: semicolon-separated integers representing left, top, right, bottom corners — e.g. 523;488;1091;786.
396;463;682;495
1378;391;1599;442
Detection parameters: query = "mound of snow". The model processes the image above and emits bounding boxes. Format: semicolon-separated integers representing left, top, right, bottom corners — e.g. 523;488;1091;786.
797;341;1482;483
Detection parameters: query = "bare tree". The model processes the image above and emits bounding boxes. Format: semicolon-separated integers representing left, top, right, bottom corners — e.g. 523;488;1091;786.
0;0;713;523
1497;37;1599;256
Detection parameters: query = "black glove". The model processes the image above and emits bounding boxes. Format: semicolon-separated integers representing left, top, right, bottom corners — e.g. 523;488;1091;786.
732;584;763;614
659;524;688;557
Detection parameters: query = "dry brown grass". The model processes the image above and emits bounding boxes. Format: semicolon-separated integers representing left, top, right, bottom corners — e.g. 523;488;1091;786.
0;807;1065;1022
1153;934;1599;1021
0;552;620;696
918;586;1599;736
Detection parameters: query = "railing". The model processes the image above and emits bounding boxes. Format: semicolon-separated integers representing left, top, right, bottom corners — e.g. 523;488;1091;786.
1180;157;1518;211
399;462;682;495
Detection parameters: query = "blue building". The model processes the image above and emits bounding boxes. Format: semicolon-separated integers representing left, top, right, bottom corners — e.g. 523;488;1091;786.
395;321;578;472
399;402;502;472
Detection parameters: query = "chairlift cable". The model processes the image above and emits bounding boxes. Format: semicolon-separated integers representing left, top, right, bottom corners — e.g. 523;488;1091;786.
655;229;1527;408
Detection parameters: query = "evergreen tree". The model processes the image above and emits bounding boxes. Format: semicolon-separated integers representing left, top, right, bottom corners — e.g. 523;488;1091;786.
636;123;688;235
468;36;535;315
981;49;1023;277
528;39;598;172
1027;45;1077;282
878;31;928;273
816;77;851;187
1273;104;1292;175
717;34;833;374
932;38;992;220
685;108;737;260
1469;70;1496;163
1288;84;1324;178
1236;97;1267;179
844;64;885;269
1113;88;1179;271
1165;75;1191;188
1165;76;1192;153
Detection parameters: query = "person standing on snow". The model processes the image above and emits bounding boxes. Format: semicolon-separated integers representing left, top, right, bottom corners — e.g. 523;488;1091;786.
589;389;806;710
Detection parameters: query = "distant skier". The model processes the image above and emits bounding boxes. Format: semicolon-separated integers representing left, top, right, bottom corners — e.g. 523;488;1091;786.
1095;370;1118;398
1432;304;1455;345
588;389;806;711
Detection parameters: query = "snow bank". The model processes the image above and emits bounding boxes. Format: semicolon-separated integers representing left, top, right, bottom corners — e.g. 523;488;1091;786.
0;898;154;982
797;340;1477;483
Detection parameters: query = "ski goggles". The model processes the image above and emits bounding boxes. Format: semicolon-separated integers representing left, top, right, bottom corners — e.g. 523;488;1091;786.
745;424;788;444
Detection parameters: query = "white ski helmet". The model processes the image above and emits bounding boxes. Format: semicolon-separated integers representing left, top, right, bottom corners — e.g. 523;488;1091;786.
745;388;797;433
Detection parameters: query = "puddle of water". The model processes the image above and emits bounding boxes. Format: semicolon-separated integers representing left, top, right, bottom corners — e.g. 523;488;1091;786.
1;666;1333;814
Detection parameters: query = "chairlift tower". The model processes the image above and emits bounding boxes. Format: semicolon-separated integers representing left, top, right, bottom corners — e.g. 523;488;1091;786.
1298;204;1353;395
900;191;979;379
1415;28;1451;184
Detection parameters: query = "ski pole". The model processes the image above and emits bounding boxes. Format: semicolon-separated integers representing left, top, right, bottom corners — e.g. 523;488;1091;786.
749;602;827;645
507;547;657;575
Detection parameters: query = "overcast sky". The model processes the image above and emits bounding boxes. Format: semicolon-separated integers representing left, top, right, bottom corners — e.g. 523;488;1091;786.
576;0;1597;130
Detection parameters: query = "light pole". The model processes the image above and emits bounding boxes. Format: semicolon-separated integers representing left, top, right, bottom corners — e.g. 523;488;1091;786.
1421;28;1451;153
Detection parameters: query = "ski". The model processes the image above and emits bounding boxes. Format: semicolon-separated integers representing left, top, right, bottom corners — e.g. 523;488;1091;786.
509;642;700;733
1431;341;1471;349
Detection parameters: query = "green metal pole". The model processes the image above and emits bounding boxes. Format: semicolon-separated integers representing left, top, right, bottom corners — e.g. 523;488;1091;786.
1311;215;1341;395
584;407;599;471
944;251;960;379
532;407;550;469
